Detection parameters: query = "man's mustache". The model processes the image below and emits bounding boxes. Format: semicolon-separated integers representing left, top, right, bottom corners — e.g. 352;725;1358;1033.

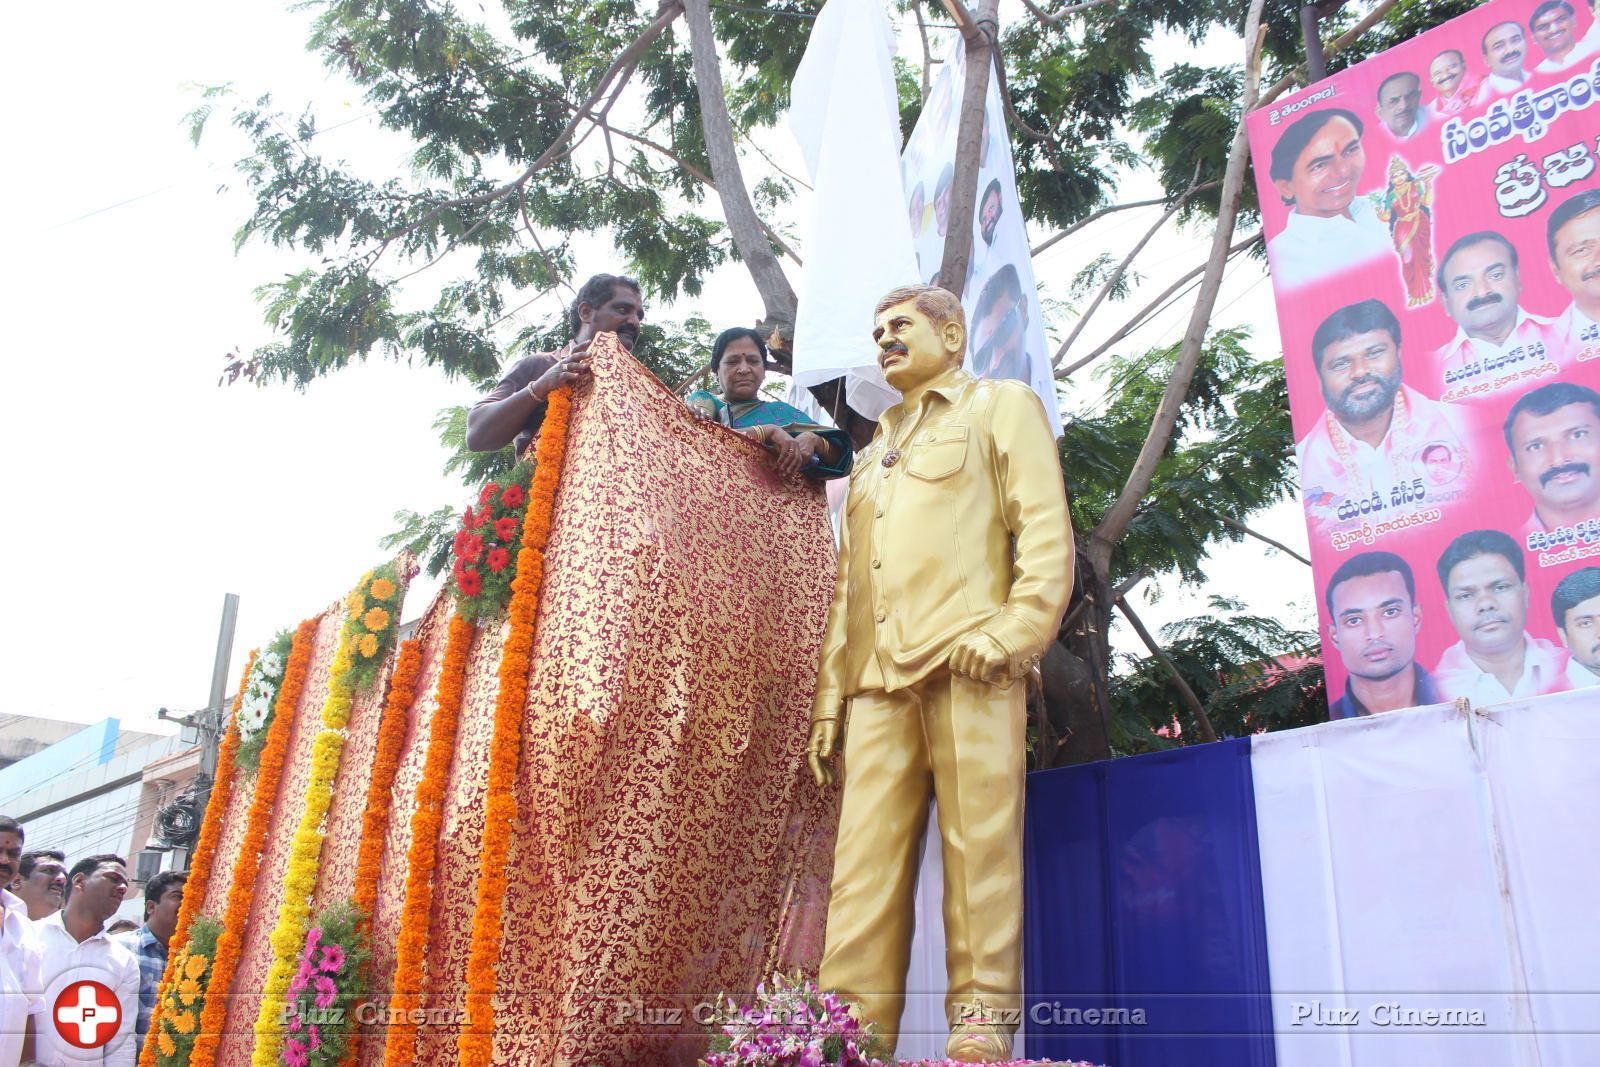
881;343;908;358
1340;375;1387;402
1541;461;1591;486
1466;293;1504;310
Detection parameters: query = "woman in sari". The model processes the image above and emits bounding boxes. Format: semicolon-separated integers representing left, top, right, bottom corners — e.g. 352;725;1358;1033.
686;327;853;479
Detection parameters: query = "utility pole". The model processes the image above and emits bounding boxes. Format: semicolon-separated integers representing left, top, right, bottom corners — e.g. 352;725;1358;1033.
153;593;239;856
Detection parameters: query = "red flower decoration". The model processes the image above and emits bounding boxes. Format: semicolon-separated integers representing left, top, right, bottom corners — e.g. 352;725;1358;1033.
463;506;484;530
458;568;484;596
452;529;471;556
461;533;484;562
500;485;526;508
486;547;511;573
478;482;501;506
493;517;520;542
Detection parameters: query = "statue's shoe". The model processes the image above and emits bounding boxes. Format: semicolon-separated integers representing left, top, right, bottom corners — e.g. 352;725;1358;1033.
944;1027;1013;1063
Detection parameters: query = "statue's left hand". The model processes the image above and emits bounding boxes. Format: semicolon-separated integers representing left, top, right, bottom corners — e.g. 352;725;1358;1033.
948;630;1011;688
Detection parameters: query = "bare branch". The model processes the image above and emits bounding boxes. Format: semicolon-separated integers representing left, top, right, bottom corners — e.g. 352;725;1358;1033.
1050;176;1210;368
1055;231;1260;379
1213;513;1312;566
1088;0;1268;572
1117;598;1220;744
1019;0;1117;26
938;0;983;40
682;0;797;325
1032;193;1206;258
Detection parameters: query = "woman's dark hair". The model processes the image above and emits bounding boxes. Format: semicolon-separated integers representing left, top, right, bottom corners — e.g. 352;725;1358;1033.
711;327;768;370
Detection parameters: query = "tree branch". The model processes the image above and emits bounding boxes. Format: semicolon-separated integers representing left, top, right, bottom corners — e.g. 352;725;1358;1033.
1055;231;1260;379
1051;172;1209;368
1256;0;1404;109
1117;598;1220;744
377;0;683;252
1032;196;1175;257
915;0;934;106
682;0;797;326
1018;0;1117;26
1214;512;1312;566
1087;0;1268;573
937;0;1000;295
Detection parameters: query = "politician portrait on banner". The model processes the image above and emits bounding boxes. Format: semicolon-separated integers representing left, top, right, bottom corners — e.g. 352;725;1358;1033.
1248;0;1600;716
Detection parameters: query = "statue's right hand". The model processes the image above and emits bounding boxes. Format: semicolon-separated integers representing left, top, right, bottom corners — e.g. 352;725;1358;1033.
806;719;840;788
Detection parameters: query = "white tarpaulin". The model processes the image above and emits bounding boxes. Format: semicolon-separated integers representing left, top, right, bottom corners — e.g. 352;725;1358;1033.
1252;693;1600;1067
787;0;920;421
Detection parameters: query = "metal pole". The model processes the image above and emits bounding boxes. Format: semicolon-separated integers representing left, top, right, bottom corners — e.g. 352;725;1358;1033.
202;593;240;778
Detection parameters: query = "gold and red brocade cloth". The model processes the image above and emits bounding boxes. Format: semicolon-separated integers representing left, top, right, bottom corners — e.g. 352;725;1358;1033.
206;335;841;1066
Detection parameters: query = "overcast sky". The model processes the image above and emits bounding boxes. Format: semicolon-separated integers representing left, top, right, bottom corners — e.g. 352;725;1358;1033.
1;0;1312;735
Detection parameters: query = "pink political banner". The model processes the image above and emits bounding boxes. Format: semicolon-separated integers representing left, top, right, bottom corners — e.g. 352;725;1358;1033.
1245;0;1600;717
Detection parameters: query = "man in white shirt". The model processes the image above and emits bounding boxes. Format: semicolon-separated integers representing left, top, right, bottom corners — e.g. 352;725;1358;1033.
1531;0;1599;72
1550;567;1600;687
1433;230;1560;395
0;816;45;1067
1265;108;1393;289
1433;529;1571;703
1548;188;1600;360
1505;381;1600;536
1375;71;1428;140
1296;298;1471;530
35;856;138;1067
1482;21;1531;93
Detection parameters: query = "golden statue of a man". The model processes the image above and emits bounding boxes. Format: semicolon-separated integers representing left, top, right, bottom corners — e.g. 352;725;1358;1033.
807;284;1074;1062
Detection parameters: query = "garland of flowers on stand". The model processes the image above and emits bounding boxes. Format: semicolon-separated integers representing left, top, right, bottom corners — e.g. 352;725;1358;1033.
254;566;409;1067
189;616;318;1067
338;635;423;1067
382;613;475;1066
458;385;573;1064
150;917;223;1062
281;903;371;1067
138;648;255;1067
237;629;294;775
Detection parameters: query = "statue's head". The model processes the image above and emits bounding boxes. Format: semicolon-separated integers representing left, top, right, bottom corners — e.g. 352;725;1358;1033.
872;285;966;392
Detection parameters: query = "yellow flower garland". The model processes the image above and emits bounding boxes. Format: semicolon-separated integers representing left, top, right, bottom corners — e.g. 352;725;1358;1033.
250;595;362;1066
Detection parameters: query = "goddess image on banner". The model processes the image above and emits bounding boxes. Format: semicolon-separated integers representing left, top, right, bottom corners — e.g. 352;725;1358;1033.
1246;0;1600;718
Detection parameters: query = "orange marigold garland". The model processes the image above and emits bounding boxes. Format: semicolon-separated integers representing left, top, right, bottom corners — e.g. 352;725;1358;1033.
458;385;574;1063
383;612;476;1066
189;616;318;1067
339;635;424;1067
139;648;256;1067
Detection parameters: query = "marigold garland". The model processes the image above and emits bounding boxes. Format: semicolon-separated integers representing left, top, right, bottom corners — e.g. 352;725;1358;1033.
190;616;318;1067
458;385;574;1063
146;918;222;1066
339;636;423;1067
255;564;408;1067
138;648;256;1067
383;612;475;1067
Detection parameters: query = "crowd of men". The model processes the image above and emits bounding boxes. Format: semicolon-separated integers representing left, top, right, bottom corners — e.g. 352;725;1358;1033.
0;817;186;1065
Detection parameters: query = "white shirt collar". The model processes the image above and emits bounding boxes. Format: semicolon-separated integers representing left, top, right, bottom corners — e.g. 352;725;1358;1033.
38;908;111;946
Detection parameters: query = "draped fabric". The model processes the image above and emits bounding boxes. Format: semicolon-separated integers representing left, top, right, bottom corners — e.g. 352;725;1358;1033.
202;340;839;1066
1023;739;1277;1067
1254;693;1600;1067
